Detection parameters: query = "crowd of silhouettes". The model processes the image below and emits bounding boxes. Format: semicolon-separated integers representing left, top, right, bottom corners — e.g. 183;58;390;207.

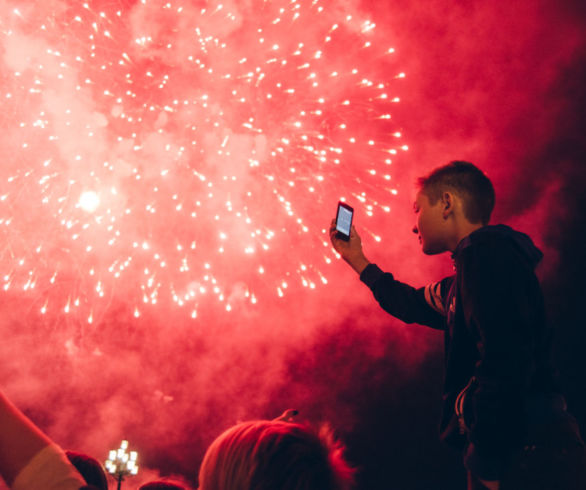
0;388;352;490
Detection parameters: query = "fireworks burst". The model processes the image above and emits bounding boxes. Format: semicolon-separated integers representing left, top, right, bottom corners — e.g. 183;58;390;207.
0;0;406;324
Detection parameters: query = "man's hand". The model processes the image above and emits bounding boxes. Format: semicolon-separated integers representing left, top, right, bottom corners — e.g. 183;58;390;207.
329;219;370;275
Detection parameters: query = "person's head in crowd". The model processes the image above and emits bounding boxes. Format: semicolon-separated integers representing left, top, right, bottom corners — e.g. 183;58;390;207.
65;450;108;490
198;419;354;490
138;479;187;489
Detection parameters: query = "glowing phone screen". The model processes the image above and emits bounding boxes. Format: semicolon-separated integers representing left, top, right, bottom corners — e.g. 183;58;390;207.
336;205;353;236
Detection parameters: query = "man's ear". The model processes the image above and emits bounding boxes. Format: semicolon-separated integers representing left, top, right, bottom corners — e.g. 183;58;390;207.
441;191;454;219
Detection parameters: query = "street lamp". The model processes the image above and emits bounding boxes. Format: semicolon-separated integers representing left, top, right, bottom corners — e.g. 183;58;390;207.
105;440;139;490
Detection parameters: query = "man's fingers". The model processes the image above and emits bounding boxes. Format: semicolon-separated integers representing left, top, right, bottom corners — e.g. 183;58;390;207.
329;220;339;238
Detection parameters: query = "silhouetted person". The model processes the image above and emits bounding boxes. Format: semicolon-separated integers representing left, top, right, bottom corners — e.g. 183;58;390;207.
330;161;585;489
139;480;187;489
65;451;108;490
198;419;354;490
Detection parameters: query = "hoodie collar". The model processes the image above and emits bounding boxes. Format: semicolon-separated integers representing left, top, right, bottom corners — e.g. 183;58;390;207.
451;224;543;268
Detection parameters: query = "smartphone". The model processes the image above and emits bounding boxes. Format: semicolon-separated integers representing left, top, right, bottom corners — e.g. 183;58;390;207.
335;201;354;241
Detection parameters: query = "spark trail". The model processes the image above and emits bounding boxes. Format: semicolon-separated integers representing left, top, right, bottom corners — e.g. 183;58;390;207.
0;0;406;325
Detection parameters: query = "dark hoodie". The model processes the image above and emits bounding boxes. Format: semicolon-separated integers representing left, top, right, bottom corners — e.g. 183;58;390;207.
360;225;571;479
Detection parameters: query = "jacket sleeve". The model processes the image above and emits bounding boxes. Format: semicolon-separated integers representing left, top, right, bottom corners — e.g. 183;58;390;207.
360;263;448;330
460;240;540;471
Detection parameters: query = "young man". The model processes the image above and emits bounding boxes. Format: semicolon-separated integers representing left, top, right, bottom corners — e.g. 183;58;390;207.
330;161;585;489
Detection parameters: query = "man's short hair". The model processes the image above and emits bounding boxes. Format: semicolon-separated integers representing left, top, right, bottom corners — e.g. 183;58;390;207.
198;420;354;490
417;161;495;225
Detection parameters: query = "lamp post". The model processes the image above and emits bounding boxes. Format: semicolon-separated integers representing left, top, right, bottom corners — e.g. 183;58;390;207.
105;440;139;490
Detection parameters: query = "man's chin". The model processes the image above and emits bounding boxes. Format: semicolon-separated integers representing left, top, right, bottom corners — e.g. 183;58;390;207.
422;244;443;256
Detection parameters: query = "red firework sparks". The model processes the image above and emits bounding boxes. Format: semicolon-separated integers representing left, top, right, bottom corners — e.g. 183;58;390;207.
0;0;406;324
